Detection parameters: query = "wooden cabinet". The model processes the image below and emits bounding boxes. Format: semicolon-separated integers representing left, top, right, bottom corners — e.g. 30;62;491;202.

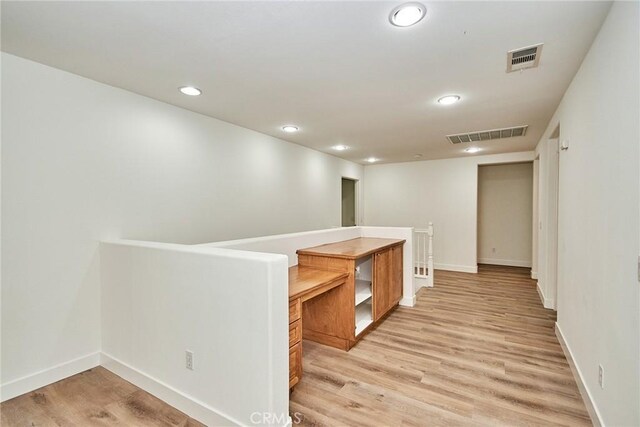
296;238;405;351
288;266;348;389
391;244;403;304
289;320;301;347
288;302;302;388
289;299;301;324
373;245;403;321
288;342;302;388
373;249;391;321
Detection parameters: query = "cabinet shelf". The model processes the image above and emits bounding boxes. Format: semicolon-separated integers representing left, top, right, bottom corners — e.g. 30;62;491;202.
355;300;373;336
355;279;372;306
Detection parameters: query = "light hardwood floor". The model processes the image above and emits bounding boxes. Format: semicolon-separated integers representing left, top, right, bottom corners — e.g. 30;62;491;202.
290;265;592;426
2;265;590;426
0;367;204;426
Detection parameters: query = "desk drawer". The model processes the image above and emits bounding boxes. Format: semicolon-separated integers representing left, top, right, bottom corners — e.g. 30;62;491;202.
289;299;301;324
289;319;301;346
289;342;302;388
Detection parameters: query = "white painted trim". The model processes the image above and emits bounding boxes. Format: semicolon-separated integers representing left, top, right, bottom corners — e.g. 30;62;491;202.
536;281;545;305
477;258;532;268
100;352;243;427
555;324;604;427
0;352;101;402
399;295;417;307
414;276;432;290
434;263;478;274
536;282;554;309
531;270;538;279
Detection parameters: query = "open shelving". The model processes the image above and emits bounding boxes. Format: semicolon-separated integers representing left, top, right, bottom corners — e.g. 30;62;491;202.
355;299;373;336
355;279;372;305
354;255;373;336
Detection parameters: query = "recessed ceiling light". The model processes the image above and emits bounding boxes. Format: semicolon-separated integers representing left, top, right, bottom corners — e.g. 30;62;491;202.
179;86;202;96
332;145;349;151
366;157;379;163
389;3;426;27
464;147;481;153
282;125;299;133
438;95;461;105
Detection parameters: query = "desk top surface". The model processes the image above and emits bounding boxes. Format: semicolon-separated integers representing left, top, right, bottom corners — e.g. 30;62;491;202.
296;237;405;260
288;265;348;300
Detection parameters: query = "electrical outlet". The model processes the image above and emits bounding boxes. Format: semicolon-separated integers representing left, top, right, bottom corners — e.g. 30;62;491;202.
186;350;194;371
598;364;604;389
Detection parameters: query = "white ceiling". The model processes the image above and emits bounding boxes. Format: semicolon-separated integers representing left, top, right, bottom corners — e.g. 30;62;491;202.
1;1;611;164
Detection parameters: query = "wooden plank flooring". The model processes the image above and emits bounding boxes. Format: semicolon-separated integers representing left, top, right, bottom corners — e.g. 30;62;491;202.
2;265;590;426
290;265;591;426
0;367;204;426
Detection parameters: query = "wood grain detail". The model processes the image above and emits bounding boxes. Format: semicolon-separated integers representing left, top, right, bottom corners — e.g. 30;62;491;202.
0;367;205;427
289;266;348;302
297;238;405;260
289;298;301;324
289;319;302;347
289;342;302;389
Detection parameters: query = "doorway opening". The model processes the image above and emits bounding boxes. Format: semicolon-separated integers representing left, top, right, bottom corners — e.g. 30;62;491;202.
477;162;534;269
341;177;357;227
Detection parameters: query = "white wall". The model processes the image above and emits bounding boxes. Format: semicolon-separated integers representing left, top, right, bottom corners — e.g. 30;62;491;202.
199;227;362;267
200;226;416;307
478;163;533;267
0;53;363;395
363;151;534;273
535;2;639;425
100;241;289;426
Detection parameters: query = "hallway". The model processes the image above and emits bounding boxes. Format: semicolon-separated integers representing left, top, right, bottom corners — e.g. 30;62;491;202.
290;265;591;426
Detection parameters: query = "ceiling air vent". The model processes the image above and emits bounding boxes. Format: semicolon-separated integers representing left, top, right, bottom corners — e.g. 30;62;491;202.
447;125;528;144
507;43;543;73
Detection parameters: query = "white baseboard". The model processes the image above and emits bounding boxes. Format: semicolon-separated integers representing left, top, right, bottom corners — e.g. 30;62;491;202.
414;276;432;289
2;352;262;426
536;282;554;309
531;270;538;279
555;324;603;427
0;352;101;402
434;263;478;274
399;295;417;307
100;352;239;427
477;258;532;268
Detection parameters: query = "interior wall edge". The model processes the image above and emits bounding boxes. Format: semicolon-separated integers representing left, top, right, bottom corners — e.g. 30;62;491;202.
555;324;604;427
535;281;553;309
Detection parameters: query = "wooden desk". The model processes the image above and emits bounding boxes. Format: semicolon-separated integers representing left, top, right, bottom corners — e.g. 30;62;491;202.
288;266;348;388
296;237;405;351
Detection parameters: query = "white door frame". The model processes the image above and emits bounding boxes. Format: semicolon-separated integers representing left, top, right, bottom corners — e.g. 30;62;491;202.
536;137;560;310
